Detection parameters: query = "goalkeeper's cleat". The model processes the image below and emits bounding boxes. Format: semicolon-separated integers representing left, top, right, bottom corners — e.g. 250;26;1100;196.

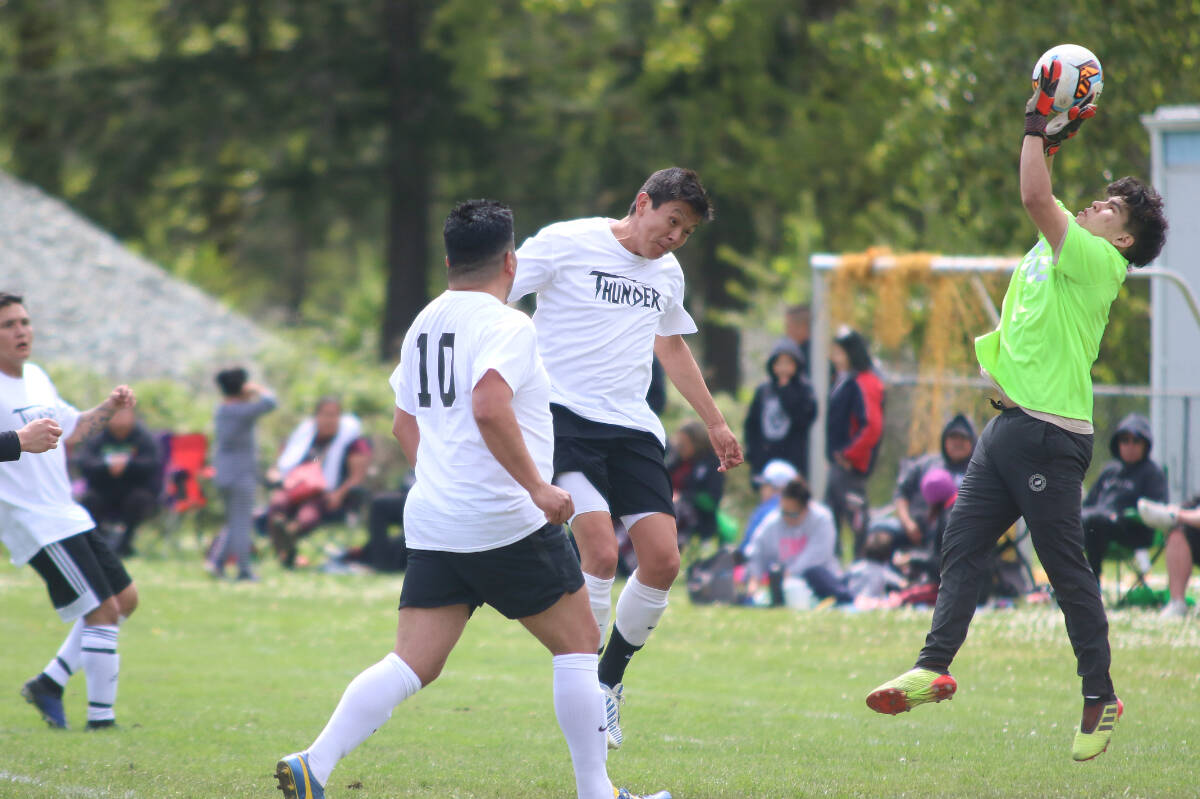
1072;698;1123;762
1137;498;1179;530
275;752;324;799
601;682;625;750
866;668;957;715
21;678;67;729
614;788;672;799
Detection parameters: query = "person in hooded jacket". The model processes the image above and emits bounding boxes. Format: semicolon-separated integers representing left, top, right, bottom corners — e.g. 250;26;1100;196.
1081;413;1167;581
744;338;817;480
892;414;977;550
824;326;885;557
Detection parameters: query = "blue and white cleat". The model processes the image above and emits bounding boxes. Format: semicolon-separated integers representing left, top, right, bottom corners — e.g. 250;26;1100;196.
275;752;324;799
601;682;624;750
21;678;67;729
615;788;671;799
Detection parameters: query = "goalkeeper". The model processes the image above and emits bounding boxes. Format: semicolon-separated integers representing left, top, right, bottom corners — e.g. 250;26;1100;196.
865;58;1168;762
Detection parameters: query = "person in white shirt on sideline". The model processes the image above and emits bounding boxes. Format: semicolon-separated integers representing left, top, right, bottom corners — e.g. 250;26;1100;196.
275;201;670;799
0;291;138;730
744;478;848;603
509;167;743;749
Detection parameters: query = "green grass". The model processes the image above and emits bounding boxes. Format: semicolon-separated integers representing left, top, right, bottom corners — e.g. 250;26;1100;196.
1;558;1198;799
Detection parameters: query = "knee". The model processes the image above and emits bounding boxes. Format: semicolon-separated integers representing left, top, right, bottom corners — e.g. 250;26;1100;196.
84;596;122;626
578;536;620;578
117;584;139;618
637;550;680;588
396;650;443;686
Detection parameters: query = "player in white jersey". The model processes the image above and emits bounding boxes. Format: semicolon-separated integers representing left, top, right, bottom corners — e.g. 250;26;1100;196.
509;167;743;749
276;202;670;799
0;292;138;730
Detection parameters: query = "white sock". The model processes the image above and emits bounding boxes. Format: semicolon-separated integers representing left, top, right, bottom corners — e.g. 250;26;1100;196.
306;653;422;788
582;573;615;646
614;572;669;648
43;619;84;687
81;625;119;722
553;653;612;799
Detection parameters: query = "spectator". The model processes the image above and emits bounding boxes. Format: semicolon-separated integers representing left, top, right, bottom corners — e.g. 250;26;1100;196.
744;477;847;603
824;326;885;558
208;368;276;581
846;529;908;600
1137;497;1200;618
744;338;817;480
668;420;725;543
77;407;161;557
1081;413;1167;582
893;414;976;550
784;304;811;377
266;397;372;567
737;459;799;555
336;475;416;574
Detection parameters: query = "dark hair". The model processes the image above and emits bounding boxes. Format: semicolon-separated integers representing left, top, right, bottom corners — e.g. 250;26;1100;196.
443;199;514;278
863;530;894;564
314;396;341;415
627;167;714;222
215;367;247;397
786;304;811;320
677;420;713;457
833;326;874;372
0;292;24;310
781;476;811;506
1106;177;1168;268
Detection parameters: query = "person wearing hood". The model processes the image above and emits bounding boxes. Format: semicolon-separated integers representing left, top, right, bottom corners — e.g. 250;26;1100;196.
893;414;977;549
824;326;885;557
744;338;817;480
1081;413;1167;581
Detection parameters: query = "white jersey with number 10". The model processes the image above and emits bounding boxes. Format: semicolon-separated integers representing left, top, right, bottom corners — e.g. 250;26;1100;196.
389;290;553;553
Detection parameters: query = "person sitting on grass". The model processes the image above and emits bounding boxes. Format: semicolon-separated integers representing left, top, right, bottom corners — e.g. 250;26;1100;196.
737;459;799;556
77;406;162;558
1137;496;1200;618
668;420;725;544
743;477;846;603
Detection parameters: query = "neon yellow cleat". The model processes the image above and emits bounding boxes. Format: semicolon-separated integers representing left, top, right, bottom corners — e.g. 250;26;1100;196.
866;668;957;715
1072;698;1123;762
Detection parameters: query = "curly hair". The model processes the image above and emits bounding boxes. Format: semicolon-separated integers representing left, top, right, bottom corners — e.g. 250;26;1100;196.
1106;177;1168;268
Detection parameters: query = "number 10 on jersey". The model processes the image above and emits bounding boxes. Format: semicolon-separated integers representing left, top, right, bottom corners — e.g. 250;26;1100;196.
416;333;456;408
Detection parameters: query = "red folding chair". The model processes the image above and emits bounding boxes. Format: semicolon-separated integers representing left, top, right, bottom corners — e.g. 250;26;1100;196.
158;433;214;551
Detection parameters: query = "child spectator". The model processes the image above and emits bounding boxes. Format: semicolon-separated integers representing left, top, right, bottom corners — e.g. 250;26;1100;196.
846;529;908;600
668;420;725;543
744;338;817;479
737;459;799;555
1081;413;1167;581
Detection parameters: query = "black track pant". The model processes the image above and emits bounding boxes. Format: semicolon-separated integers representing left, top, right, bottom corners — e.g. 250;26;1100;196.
916;408;1114;698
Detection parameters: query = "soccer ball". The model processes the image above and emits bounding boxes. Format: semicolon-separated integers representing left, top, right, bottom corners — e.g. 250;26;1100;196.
1031;44;1104;114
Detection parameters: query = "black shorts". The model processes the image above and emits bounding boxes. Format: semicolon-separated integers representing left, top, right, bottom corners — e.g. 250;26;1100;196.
28;530;133;622
398;524;584;620
550;404;674;519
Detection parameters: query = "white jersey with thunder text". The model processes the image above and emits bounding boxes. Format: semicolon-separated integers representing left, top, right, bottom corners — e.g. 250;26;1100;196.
508;217;697;445
0;363;94;565
390;290;553;552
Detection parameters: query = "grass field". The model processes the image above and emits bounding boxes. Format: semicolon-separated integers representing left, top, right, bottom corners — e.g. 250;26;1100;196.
1;556;1198;799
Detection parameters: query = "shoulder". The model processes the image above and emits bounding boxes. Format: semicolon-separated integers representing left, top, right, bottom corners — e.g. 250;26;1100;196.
809;502;834;524
530;217;603;241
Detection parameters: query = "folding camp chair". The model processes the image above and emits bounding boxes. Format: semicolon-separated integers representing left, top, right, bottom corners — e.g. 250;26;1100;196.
1108;525;1166;608
156;432;214;551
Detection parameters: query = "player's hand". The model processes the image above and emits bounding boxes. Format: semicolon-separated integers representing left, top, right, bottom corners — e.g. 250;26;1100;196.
16;418;62;454
1024;58;1062;139
706;421;744;472
1043;97;1097;156
106;385;136;410
532;482;574;525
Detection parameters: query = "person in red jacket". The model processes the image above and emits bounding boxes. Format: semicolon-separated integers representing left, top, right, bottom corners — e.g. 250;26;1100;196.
824;326;885;558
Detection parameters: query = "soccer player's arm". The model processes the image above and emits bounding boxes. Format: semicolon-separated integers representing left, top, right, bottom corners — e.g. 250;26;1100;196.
1020;136;1069;257
7;418;65;459
507;229;557;304
655;334;743;471
67;385;135;447
392;409;419;467
472;370;573;524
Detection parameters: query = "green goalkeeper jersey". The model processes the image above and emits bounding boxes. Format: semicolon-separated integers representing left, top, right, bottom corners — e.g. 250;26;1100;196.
975;204;1128;423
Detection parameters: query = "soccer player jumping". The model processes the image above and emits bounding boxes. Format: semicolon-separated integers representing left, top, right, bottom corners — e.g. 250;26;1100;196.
508;168;743;750
866;60;1168;761
276;201;668;799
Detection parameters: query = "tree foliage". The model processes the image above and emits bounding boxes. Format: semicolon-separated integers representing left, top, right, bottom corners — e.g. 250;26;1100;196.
2;0;1197;385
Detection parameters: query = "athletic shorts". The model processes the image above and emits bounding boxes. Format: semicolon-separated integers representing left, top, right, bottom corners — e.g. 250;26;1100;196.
550;404;674;519
398;523;584;620
28;530;133;622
